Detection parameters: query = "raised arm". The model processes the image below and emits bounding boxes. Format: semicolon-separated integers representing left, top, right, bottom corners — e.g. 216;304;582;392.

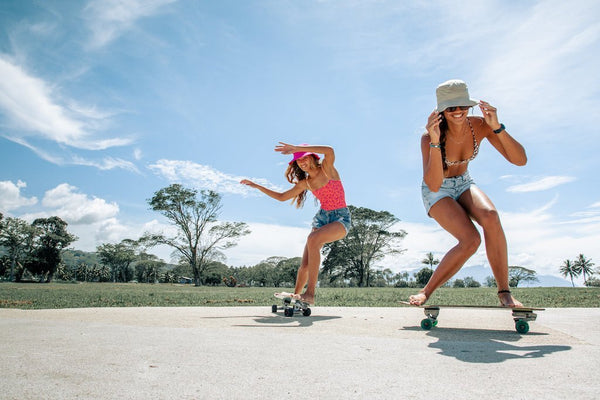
240;179;307;202
479;101;527;166
422;110;445;192
275;142;339;179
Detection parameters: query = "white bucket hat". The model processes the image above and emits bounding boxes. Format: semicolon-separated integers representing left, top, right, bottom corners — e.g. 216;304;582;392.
436;79;478;112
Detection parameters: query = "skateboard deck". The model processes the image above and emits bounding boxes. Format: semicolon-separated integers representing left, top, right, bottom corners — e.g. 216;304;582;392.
400;301;544;333
272;292;312;317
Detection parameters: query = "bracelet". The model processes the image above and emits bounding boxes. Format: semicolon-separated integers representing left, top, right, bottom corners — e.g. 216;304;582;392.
493;123;505;134
430;142;441;149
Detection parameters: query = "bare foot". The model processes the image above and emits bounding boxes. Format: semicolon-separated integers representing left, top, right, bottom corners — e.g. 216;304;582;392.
299;293;315;305
498;290;523;308
409;292;428;306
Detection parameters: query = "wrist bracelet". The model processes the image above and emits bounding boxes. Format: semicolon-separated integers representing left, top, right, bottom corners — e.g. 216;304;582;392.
493;123;505;134
430;142;441;149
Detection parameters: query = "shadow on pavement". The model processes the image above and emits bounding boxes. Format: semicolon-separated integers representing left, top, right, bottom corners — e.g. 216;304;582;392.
404;326;572;363
245;314;342;327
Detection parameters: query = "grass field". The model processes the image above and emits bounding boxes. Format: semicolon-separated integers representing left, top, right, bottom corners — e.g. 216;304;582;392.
1;282;599;309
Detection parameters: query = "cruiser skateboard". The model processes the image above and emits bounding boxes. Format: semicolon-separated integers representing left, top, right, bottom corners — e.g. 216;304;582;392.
272;292;312;317
400;301;544;333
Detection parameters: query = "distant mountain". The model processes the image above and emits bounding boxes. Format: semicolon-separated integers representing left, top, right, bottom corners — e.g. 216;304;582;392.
451;265;574;288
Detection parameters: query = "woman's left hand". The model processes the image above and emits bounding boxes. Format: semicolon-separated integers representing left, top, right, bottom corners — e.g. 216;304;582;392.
478;100;502;131
275;142;296;155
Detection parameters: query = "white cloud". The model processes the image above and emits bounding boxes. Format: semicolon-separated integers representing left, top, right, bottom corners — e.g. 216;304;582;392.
506;176;576;193
0;56;133;151
84;0;177;48
0;180;38;211
40;183;120;225
148;159;283;196
222;222;309;266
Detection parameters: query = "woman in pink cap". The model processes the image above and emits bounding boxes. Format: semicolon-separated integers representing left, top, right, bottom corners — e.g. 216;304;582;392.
240;142;350;305
410;79;527;307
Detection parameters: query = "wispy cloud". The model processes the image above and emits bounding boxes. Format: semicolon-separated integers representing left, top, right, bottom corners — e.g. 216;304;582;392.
0;180;38;211
72;156;139;173
506;176;576;193
84;0;177;49
0;56;133;151
148;159;282;196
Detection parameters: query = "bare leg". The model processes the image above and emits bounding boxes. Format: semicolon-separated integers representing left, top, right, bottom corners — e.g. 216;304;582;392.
298;222;346;304
294;243;310;296
459;187;522;307
409;197;481;305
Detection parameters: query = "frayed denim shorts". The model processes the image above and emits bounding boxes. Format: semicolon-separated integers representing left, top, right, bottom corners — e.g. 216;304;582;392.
421;171;475;216
312;207;352;235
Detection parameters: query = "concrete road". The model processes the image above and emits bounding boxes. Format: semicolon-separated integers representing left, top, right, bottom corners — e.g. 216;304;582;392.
1;306;598;399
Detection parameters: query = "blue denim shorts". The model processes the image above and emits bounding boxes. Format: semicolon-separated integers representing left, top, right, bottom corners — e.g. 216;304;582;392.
421;171;475;216
312;207;352;235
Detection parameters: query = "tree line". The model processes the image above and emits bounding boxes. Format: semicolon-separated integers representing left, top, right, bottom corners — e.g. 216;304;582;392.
0;184;408;286
3;184;589;288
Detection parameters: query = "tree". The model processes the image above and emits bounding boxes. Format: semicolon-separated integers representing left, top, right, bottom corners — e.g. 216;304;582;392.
573;254;595;284
145;184;250;286
97;240;138;282
560;259;580;287
415;267;434;286
29;217;77;282
508;266;539;287
453;278;465;288
135;253;166;283
485;276;497;287
0;217;36;282
321;206;406;287
421;252;440;269
463;276;481;288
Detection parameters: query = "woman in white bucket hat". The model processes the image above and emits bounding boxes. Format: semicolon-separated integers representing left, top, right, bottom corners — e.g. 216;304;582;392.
410;79;527;307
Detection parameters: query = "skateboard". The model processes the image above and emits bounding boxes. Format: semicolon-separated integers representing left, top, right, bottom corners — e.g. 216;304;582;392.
400;301;544;333
272;292;312;317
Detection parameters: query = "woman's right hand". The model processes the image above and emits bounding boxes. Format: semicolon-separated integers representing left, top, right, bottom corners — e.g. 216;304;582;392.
240;179;258;188
426;110;442;143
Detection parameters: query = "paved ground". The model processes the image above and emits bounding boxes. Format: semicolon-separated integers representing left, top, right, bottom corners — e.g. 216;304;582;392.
1;306;599;399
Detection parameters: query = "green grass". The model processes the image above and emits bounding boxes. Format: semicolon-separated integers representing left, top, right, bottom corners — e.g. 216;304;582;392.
1;282;599;309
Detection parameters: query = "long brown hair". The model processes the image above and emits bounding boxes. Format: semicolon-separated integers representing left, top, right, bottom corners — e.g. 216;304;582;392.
285;155;319;208
439;113;449;171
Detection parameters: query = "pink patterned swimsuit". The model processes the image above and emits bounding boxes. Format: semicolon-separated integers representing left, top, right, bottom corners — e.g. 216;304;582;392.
310;180;347;211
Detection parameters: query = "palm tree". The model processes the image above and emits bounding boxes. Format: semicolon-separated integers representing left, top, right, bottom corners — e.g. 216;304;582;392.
560;259;580;287
421;252;440;269
573;254;595;284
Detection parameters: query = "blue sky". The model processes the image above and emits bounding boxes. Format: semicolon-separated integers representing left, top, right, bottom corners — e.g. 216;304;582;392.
1;0;599;283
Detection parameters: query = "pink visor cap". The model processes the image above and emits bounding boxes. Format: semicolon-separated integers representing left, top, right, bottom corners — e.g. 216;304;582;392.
289;151;320;165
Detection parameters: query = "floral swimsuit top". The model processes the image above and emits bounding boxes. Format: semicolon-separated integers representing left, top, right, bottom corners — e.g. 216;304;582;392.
308;179;347;211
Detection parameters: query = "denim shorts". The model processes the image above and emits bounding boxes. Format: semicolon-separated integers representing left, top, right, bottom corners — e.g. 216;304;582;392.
421;171;475;216
312;207;352;235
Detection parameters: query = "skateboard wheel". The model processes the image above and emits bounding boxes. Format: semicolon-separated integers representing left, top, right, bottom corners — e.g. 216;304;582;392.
284;308;294;317
302;308;311;317
515;320;529;334
271;305;278;313
420;318;434;330
432;320;438;327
